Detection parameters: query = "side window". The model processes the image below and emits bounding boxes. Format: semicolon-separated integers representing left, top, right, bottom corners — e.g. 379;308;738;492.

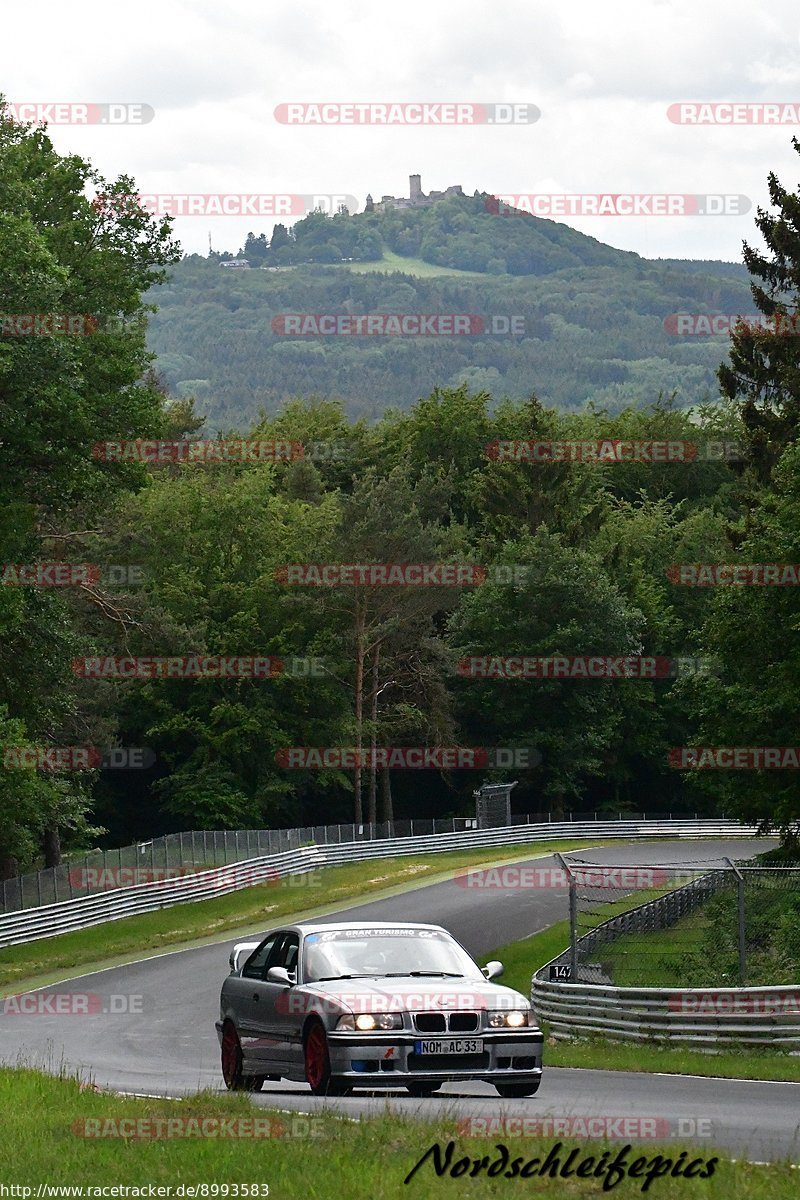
275;934;299;978
241;933;281;980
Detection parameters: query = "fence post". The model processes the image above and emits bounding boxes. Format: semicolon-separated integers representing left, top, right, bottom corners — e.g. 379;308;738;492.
555;854;578;983
724;858;747;986
568;875;578;982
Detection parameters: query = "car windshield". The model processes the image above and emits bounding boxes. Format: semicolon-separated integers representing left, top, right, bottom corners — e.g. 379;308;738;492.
302;927;482;983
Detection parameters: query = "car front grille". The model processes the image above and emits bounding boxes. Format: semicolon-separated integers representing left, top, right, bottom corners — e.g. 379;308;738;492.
408;1052;490;1072
412;1011;479;1033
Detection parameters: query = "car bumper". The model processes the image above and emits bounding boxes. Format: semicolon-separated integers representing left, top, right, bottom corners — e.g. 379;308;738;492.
324;1029;543;1085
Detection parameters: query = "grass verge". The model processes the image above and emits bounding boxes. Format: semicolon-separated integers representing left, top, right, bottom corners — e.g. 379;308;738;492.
0;1067;795;1196
342;249;489;278
0;839;601;994
487;926;800;1083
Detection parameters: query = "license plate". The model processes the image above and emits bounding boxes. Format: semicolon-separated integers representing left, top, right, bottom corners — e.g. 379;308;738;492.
414;1038;483;1055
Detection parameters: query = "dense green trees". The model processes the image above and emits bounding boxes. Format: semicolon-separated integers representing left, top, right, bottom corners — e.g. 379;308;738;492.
0;99;179;870
149;250;751;430
73;389;748;844
4;108;800;868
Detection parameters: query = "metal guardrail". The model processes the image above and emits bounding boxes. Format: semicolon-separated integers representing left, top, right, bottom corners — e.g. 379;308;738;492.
1;809;723;914
0;818;758;949
530;976;800;1047
531;859;800;1046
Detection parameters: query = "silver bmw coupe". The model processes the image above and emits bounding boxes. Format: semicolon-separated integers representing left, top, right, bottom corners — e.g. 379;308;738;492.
217;920;543;1097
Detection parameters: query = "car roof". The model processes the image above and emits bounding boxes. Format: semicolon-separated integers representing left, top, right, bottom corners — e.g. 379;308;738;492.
261;920;449;937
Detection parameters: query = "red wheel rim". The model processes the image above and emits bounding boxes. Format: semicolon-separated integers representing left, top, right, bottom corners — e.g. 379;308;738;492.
221;1025;239;1087
305;1025;327;1089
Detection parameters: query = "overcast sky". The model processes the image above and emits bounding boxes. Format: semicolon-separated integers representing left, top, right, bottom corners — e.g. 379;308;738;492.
3;0;800;262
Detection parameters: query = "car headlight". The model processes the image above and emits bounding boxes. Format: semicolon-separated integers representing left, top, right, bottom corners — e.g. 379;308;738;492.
336;1012;402;1031
488;1009;531;1028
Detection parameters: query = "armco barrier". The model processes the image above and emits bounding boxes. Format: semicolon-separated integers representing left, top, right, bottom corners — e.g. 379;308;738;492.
530;976;800;1048
0;819;759;949
530;857;800;1047
1;810;729;914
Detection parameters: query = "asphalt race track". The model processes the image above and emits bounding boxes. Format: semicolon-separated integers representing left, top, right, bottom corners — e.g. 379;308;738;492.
2;838;799;1164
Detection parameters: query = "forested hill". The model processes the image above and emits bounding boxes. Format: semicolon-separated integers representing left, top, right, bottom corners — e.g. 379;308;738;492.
146;194;752;429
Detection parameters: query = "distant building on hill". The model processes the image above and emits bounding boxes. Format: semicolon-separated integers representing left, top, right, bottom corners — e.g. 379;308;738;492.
366;174;464;213
220;258;250;269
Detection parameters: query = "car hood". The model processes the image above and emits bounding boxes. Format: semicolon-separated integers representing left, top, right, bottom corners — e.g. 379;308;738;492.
300;976;529;1010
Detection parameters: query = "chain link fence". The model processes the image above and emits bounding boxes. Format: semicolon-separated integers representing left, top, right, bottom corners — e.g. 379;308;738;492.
1;808;681;914
557;855;800;988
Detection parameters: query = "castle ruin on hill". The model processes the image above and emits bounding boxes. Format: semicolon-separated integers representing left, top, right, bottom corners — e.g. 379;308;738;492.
365;174;464;213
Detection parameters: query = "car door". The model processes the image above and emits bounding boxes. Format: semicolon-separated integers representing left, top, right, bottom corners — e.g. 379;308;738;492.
259;932;301;1070
227;932;283;1068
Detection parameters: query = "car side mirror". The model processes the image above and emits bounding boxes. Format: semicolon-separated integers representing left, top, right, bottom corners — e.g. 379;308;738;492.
266;966;292;986
482;960;504;980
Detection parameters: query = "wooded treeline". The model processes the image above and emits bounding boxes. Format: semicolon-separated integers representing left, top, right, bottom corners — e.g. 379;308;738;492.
2;102;799;872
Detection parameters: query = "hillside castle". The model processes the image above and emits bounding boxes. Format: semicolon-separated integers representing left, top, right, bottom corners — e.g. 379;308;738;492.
365;174;464;213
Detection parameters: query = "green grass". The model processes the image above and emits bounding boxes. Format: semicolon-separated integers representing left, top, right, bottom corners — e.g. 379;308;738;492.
543;1036;800;1082
0;839;604;994
596;884;800;988
0;1067;796;1195
597;910;715;988
340;249;489;278
486;926;800;1082
487;883;687;998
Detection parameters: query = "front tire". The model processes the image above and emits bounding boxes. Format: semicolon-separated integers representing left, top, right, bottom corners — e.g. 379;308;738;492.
303;1021;350;1096
494;1078;541;1098
221;1021;265;1092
